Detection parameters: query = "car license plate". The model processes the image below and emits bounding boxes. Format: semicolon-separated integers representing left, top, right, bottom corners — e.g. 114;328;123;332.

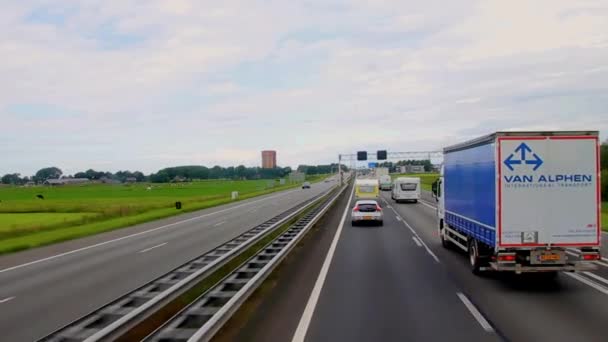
364;216;373;220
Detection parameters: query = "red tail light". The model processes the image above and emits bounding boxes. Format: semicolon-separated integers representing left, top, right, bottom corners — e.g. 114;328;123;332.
497;254;516;262
376;205;382;211
582;254;600;261
353;206;359;212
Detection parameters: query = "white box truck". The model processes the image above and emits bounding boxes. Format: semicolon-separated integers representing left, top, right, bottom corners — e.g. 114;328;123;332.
433;131;601;275
376;167;389;177
379;175;392;191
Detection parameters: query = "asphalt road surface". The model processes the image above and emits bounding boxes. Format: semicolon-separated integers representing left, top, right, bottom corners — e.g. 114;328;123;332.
229;187;608;342
383;190;608;342
0;180;336;342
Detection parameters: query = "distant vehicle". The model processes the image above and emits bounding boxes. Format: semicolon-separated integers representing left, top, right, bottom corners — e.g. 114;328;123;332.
379;175;392;191
351;200;383;226
375;167;389;178
302;181;311;189
355;179;379;199
433;131;601;275
392;177;420;203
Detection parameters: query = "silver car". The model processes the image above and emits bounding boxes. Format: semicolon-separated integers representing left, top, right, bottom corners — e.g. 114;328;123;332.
351;200;383;226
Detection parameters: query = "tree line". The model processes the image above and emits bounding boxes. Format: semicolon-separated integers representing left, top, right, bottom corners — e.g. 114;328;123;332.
296;163;345;175
1;163;347;185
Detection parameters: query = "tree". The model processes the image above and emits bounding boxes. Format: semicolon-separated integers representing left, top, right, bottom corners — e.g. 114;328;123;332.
235;165;246;179
209;166;223;179
150;169;170;183
1;173;22;185
74;172;87;179
132;171;146;182
114;170;134;182
34;167;62;182
225;166;235;179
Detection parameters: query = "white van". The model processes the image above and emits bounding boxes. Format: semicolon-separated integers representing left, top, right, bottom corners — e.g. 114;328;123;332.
392;177;420;203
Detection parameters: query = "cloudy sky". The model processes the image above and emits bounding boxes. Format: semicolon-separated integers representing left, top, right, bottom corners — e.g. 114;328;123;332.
2;0;607;176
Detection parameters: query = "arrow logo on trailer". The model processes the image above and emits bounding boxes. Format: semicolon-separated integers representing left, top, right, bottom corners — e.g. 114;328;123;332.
504;142;543;171
514;142;531;160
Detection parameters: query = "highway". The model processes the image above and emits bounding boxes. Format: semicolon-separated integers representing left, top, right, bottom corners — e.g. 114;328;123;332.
224;185;608;342
0;180;336;342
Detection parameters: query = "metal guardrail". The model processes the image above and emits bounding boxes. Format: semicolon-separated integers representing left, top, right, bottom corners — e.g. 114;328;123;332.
145;183;348;342
40;187;335;342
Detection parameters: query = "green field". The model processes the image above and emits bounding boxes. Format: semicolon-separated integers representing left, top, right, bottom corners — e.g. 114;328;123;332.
0;213;99;237
390;173;439;191
0;175;327;254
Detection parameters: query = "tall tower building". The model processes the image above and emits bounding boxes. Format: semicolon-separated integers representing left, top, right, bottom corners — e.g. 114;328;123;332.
261;150;277;169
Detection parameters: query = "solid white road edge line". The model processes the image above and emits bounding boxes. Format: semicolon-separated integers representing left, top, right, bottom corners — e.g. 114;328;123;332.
583;272;608;286
291;185;355;342
456;292;495;333
388;206;440;263
0;187;304;274
0;296;15;304
412;236;423;247
564;272;608;296
138;242;168;254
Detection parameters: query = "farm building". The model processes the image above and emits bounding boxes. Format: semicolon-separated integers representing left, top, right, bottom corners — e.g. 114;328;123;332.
398;165;425;174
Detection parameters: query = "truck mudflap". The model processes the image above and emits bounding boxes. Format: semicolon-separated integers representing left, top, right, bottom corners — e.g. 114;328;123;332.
488;262;597;273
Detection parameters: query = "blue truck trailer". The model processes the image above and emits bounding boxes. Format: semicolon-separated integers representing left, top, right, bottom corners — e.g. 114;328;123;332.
432;131;601;274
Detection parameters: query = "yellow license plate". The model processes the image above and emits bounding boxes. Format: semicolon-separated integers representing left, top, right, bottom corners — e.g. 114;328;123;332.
540;254;560;261
364;216;373;220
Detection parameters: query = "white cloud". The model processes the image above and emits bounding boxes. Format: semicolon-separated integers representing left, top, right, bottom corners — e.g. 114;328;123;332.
1;0;607;175
455;97;481;104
